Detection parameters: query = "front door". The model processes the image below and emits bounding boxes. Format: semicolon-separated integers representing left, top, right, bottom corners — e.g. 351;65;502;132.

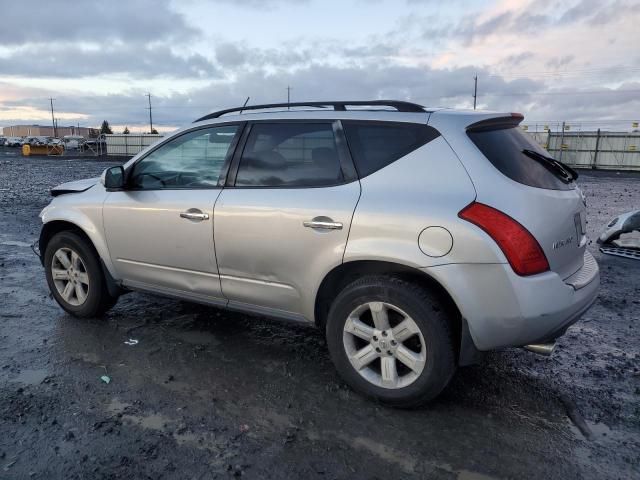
214;121;360;320
103;124;241;301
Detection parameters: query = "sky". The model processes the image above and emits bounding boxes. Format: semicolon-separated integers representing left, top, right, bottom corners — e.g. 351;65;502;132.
0;0;639;133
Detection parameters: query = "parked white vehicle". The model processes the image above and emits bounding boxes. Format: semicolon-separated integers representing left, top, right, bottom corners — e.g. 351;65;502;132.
22;136;49;147
63;135;85;150
6;136;25;147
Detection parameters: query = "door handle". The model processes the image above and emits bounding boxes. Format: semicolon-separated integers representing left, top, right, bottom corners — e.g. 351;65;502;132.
180;210;209;221
303;219;343;230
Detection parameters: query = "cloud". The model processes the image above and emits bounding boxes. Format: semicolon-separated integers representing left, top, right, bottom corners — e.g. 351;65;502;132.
214;42;311;69
0;46;218;79
0;0;197;45
503;52;536;67
215;43;249;67
545;55;576;69
0;62;547;129
212;0;309;6
558;0;600;24
521;82;640;121
0;0;638;131
448;0;634;45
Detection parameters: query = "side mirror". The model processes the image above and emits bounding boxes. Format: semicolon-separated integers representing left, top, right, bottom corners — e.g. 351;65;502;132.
101;165;125;190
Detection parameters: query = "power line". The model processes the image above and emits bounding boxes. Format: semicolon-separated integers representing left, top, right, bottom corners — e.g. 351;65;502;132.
486;65;640;79
489;88;640;97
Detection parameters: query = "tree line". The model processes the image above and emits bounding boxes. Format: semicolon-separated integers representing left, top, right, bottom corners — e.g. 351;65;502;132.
99;120;158;135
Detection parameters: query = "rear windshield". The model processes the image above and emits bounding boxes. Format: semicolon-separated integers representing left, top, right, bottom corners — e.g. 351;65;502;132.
468;126;575;190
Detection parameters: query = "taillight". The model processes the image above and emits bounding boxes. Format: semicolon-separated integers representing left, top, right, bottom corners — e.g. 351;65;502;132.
459;202;549;276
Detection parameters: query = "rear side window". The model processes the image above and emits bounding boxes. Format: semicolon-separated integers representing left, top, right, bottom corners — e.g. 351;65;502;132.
235;123;343;187
343;121;440;178
468;126;574;190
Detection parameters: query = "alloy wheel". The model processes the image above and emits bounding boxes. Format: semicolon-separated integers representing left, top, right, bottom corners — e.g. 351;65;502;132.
51;247;90;306
343;301;426;389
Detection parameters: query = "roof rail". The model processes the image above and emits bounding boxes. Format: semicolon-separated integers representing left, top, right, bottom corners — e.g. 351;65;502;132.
194;100;426;122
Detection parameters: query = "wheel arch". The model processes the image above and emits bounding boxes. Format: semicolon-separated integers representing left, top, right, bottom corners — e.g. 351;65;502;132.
314;260;481;366
39;220;122;297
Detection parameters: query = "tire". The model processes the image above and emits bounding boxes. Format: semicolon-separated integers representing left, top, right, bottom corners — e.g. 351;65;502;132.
44;231;117;318
326;275;456;407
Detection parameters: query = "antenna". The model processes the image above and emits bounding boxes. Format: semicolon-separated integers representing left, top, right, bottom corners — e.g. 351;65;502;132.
239;96;250;114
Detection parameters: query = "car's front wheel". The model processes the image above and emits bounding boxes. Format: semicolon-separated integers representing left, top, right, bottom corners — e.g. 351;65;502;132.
326;276;456;407
44;231;117;318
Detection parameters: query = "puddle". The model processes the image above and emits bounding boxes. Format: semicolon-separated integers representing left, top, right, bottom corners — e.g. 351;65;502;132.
70;352;101;364
249;407;295;431
131;413;173;431
337;434;418;473
106;398;131;415
12;368;48;385
105;398;220;453
107;398;172;431
331;431;498;478
458;471;499;480
0;240;32;248
567;416;619;442
172;330;221;346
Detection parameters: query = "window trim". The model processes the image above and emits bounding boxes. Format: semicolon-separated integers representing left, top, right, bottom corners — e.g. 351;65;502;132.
225;119;358;189
124;121;246;191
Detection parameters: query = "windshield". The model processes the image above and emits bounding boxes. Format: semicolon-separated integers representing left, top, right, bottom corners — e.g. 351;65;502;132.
468;126;576;191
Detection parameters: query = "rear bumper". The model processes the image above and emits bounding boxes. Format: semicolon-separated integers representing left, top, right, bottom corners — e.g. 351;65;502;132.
425;250;600;351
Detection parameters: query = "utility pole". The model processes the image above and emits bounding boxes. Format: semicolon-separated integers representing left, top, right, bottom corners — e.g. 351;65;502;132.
50;98;57;137
145;93;153;133
287;85;292;109
592;128;601;169
473;75;478;110
559;121;566;162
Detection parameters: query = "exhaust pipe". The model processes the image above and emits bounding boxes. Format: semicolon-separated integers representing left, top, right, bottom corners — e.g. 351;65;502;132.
523;342;556;356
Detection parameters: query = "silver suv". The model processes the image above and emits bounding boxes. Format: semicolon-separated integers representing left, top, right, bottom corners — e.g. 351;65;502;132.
38;101;599;406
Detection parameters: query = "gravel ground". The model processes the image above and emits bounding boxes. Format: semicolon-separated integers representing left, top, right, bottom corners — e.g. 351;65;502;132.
0;148;638;479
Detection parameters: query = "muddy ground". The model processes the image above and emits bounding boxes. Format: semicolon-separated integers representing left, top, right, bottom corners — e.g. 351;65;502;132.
0;148;638;479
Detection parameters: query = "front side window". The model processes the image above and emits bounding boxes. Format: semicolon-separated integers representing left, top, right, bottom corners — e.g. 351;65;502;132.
235;123;343;187
130;125;239;189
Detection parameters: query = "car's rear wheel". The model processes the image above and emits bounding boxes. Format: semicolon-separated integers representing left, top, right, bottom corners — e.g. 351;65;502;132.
326;276;456;407
44;231;117;318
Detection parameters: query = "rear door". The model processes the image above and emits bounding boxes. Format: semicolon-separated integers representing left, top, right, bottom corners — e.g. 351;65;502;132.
214;121;360;319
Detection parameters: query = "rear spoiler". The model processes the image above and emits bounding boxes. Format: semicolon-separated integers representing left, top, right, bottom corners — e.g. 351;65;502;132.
466;113;524;132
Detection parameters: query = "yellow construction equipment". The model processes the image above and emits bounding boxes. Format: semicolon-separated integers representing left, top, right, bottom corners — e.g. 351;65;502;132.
21;144;64;156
